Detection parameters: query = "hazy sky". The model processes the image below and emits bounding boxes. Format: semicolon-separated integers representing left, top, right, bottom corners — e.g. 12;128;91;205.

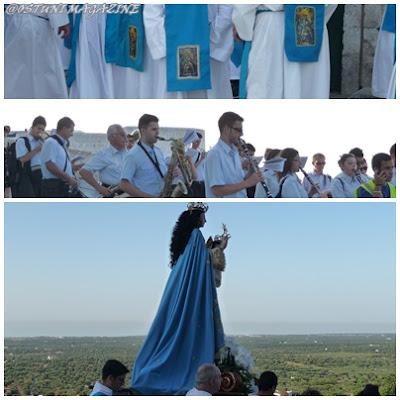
3;100;397;176
4;202;395;337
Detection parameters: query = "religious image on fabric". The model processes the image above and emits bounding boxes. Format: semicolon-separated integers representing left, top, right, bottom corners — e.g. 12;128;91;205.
4;4;396;99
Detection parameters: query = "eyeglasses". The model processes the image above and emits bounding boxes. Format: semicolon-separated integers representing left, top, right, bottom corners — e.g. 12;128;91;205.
359;167;368;172
315;162;326;166
230;126;243;134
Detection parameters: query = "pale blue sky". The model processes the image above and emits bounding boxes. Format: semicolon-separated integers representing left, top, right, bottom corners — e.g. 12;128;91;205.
4;202;395;337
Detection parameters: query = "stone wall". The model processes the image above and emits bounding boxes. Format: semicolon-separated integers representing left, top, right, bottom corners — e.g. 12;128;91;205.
342;4;385;96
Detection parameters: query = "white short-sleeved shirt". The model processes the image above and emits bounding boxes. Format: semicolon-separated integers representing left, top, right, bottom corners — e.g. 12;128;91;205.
280;172;308;198
331;172;361;198
186;148;205;181
121;141;167;196
40;134;73;179
90;381;113;396
302;172;332;197
16;134;42;168
255;168;280;198
83;145;127;186
186;387;212;396
205;139;246;198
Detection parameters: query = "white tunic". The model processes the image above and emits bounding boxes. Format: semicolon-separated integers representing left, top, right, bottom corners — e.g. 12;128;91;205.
143;5;234;99
5;12;69;99
232;4;337;99
69;13;114;99
372;7;396;98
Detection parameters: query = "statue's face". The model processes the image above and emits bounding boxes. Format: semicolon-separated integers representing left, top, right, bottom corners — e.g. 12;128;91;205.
198;213;206;228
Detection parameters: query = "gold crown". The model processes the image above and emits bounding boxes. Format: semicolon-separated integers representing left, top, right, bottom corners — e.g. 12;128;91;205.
187;202;209;213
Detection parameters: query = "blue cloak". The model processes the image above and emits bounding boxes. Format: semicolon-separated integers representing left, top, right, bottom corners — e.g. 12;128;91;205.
131;229;225;395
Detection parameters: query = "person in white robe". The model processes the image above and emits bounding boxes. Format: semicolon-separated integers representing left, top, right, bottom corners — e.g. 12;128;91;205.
69;13;114;99
5;11;70;99
372;5;396;98
232;4;337;99
143;5;234;99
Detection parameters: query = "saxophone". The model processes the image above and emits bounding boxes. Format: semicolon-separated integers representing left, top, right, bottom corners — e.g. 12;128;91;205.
158;136;193;197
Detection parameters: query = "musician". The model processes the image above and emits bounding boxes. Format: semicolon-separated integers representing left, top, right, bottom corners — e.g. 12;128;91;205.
204;112;262;198
355;153;396;198
14;116;46;198
241;142;257;198
255;148;281;198
331;153;359;198
41;117;78;198
349;147;370;183
277;148;308;198
302;153;332;198
79;125;128;197
120;114;168;197
185;131;206;197
127;130;140;150
357;157;372;182
390;143;396;186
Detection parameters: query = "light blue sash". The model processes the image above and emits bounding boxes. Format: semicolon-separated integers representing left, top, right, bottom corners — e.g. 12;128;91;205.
284;4;325;62
105;6;145;71
165;5;211;92
382;4;396;33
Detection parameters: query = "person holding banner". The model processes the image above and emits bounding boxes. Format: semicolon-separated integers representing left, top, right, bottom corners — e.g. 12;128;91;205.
372;4;396;98
232;4;337;99
143;4;234;99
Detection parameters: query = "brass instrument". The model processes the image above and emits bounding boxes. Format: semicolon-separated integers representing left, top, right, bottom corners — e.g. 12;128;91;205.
158;136;193;198
299;166;322;196
237;138;273;198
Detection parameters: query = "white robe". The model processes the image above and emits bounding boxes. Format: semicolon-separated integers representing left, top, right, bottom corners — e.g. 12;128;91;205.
5;12;69;99
386;63;396;99
143;4;234;99
232;4;337;99
372;8;396;99
69;13;114;99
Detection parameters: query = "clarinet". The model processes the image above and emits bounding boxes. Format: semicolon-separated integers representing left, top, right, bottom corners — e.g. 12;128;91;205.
238;139;273;198
299;166;322;196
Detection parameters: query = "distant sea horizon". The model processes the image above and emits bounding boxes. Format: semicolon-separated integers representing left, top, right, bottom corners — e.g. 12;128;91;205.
5;320;395;339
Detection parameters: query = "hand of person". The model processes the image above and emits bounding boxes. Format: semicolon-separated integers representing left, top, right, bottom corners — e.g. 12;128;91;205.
58;24;71;39
98;186;113;197
372;190;383;198
309;184;321;197
374;171;386;186
67;176;78;188
246;171;263;187
233;26;242;42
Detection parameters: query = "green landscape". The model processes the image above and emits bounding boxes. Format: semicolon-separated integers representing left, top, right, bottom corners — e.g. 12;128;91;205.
4;334;395;396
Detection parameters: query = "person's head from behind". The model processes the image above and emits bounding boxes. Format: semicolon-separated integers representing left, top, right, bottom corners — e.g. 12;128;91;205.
312;153;326;174
107;124;127;151
281;148;300;175
257;371;278;395
31;116;47;139
4;125;11;137
372;153;393;183
218;112;244;146
357;384;380;396
195;363;221;395
338;153;357;176
101;359;129;392
390;143;396;167
169;204;208;267
56;117;75;140
302;388;322;396
138;114;159;145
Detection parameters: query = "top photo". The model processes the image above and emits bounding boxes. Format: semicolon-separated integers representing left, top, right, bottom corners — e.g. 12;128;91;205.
3;3;396;99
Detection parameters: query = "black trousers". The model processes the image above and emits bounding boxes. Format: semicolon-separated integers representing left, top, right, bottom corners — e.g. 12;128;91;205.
41;179;70;198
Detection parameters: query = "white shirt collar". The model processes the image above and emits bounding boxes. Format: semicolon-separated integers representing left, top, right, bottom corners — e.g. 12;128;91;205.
91;381;113;396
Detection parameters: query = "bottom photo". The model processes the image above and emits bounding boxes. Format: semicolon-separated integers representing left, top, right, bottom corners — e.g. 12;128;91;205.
4;202;396;396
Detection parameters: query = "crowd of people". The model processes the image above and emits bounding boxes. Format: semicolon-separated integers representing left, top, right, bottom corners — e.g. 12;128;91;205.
3;113;396;199
4;4;396;99
89;359;386;396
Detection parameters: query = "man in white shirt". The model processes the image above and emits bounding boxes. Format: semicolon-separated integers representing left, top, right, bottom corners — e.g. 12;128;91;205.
90;359;129;396
185;131;206;197
79;124;128;197
205;112;262;198
14;116;46;197
5;10;70;98
186;364;222;396
41;117;77;197
120;114;168;197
